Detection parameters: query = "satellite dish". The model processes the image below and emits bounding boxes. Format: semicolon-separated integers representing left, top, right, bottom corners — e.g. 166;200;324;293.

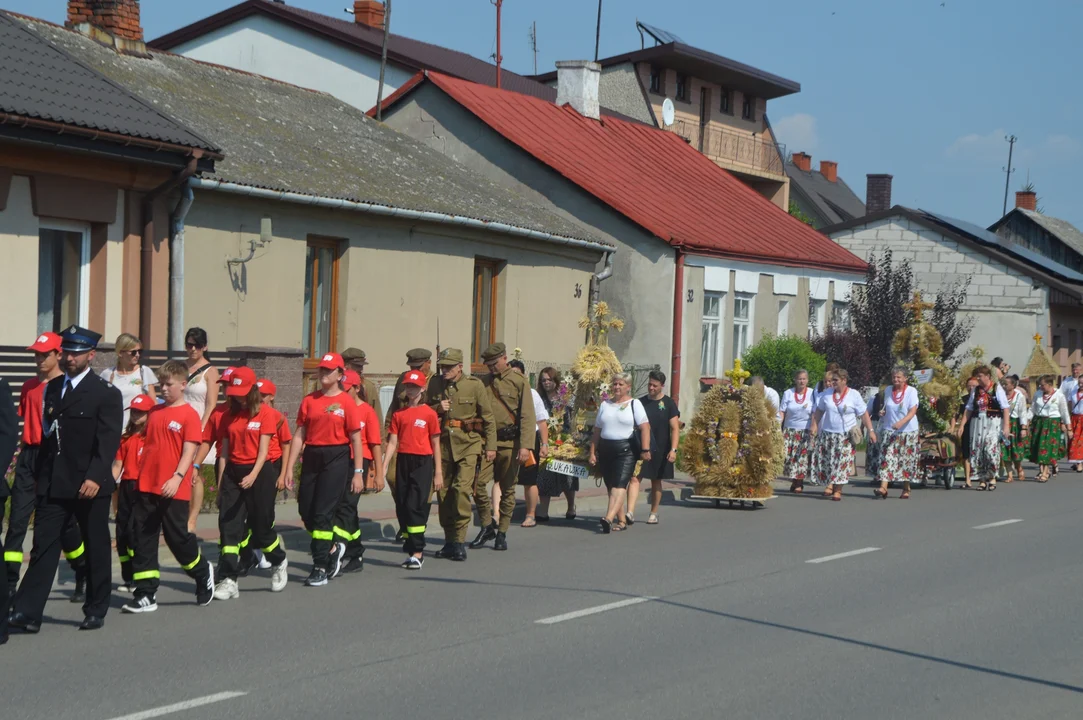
661;98;675;127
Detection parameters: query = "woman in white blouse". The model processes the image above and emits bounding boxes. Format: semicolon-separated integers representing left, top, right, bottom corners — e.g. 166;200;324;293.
959;365;1011;491
1001;375;1029;483
874;368;920;499
810;369;876;501
779;369;814;493
1028;374;1071;483
588;373;651;533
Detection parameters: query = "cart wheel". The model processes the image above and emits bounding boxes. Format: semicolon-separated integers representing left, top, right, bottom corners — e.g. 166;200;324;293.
752;501;763;510
943;468;955;490
714;499;722;508
727;500;735;507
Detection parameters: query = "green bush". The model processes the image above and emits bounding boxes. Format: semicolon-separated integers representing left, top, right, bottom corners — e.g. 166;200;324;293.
742;334;826;392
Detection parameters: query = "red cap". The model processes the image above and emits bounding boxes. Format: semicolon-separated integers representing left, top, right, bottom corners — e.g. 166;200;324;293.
28;332;62;353
128;395;155;412
318;352;345;371
343;370;361;389
256;378;277;396
225;366;257;396
402;370;426;388
218;367;237;385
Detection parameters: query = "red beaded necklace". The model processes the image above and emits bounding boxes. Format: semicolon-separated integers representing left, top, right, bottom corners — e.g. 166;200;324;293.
833;387;848;406
794;387;808;404
892;384;906;404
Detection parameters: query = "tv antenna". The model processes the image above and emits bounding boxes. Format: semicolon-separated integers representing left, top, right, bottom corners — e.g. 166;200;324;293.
529;21;537;76
1002;134;1017;217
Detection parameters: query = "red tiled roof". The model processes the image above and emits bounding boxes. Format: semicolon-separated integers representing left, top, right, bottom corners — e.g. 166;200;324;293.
403;72;866;274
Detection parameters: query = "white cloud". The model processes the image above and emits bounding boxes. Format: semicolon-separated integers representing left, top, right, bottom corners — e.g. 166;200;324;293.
772;113;818;154
945;128;1008;158
945;130;1079;166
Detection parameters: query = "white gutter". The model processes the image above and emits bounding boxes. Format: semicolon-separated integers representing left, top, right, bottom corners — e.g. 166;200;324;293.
189;177;614;255
169;178;194;352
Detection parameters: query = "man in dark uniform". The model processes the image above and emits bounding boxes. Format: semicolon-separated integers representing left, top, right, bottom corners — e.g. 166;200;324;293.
8;326;122;633
341;347;383;428
0;378;22;644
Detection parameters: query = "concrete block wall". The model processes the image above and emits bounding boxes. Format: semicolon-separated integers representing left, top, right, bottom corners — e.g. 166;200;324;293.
228;346;305;425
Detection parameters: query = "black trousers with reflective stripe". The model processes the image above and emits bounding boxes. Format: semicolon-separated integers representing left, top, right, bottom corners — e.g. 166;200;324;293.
4;446;85;589
130;492;208;599
1;497;9;631
333;458;370;560
218;460;286;580
395;453;433;555
115;480;138;584
298;445;350;569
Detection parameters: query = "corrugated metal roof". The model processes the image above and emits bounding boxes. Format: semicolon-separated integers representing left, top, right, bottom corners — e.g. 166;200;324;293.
0;11;217;152
410;72;866;273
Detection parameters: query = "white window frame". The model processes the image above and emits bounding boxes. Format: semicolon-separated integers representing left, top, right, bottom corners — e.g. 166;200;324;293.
39;220;91;330
808;299;826;336
732;293;753;362
777;299;789;336
701;291;725;378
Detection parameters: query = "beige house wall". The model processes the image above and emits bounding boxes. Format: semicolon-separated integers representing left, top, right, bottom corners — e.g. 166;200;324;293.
104;189;126;342
0;176;41;345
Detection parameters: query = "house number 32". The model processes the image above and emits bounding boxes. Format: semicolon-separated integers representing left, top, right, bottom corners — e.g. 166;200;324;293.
687;288;695;303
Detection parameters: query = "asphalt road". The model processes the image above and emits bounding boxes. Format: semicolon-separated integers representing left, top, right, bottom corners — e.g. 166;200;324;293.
6;476;1083;720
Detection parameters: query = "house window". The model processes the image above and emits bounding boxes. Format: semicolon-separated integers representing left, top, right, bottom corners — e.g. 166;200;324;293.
37;224;90;334
732;294;752;362
831;301;851;330
302;237;340;365
777;300;789;336
719;88;732;115
649;65;662;94
675;73;689;102
742;94;755;121
700;291;724;377
808;299;826;335
472;258;501;365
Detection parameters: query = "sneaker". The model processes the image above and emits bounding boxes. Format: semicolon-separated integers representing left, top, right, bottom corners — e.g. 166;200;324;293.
254;548;272;570
271;557;289;593
213;577;239;601
121;595;158;614
402;556;423;571
197;565;215;607
304;567;329;587
328;542;346;580
343;556;365;574
116;583;133;594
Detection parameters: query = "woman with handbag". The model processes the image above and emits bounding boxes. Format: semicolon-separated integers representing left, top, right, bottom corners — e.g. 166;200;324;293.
810;369;876;501
589;373;651;533
874;368;920;499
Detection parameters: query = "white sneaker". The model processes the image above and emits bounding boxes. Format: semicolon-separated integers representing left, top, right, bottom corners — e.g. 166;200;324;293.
403;556;423;571
271;557;288;592
254;548;272;570
121;595;158;614
213;578;239;600
329;542;346;579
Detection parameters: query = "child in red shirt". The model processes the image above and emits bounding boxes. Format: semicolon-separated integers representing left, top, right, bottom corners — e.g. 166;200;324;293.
213;367;289;599
383;371;443;570
257;379;294;491
111;394;153;592
286;353;364;586
122;361;214;614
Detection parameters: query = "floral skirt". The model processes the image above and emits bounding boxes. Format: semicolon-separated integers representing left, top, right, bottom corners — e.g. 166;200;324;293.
1002;417;1026;465
782;428;811;480
1067;415;1083;463
810;432;854;486
969;414;1002;481
877;431;919;484
1029;416;1065;466
866;433;883;480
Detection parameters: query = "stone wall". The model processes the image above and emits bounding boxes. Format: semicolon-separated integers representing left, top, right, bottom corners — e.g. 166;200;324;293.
226;346;305;424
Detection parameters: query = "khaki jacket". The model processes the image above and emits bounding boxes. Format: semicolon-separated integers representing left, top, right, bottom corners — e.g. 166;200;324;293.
426;374;496;460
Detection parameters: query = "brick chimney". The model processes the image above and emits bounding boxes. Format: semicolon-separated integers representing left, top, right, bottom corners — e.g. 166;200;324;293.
791;152;811;172
67;0;147;56
819;160;838;183
1015;190;1037;212
866;174;893;215
353;0;386;29
555;61;601;121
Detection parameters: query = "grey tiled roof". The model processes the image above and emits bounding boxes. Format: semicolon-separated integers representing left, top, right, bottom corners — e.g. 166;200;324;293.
1018;209;1083;258
0;12;216;152
785;161;865;225
22;17;606;246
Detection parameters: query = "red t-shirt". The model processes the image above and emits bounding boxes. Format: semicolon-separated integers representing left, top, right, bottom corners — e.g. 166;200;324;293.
18;377;47;446
296;392;361;446
389;405;440;456
202;402;229;451
138;404;203;500
218;404;278;465
115;433;145;481
267;407;292;462
357;401;380;461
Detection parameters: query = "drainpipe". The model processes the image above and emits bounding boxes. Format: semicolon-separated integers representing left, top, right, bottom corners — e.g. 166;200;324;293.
169;178;194;352
671;245;685;405
589;251;614;305
141;155;198;345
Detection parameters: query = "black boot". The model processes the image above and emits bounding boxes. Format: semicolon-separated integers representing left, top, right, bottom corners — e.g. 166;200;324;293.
450;543;467;562
470;521;497;549
494;532;508;552
434;543;454;559
70;568;86;604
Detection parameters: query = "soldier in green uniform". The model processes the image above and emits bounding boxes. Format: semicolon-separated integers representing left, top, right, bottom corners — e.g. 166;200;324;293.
426;348;495;561
470;342;535;552
341;347;383;428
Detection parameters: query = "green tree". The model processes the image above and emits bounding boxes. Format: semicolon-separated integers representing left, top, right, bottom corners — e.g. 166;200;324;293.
742;334;826;391
789;201;815;226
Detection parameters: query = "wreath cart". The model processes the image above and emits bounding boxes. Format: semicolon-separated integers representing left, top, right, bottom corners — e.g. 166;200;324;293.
679;360;783;510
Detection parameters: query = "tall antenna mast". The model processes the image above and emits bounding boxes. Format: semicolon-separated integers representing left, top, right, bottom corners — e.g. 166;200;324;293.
594;0;603;61
529;21;538;76
1002;134;1017;217
491;0;503;88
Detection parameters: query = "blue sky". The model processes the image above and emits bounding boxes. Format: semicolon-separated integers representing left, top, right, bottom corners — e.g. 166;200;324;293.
11;0;1081;227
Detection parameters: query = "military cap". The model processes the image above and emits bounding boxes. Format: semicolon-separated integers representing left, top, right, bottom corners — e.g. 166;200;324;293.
480;342;507;362
406;348;432;363
59;325;102;353
341;347;368;366
436;348;464;367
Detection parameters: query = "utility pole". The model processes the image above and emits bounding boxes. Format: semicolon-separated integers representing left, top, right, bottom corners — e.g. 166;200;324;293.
492;0;503;88
530;21;537;76
375;0;392;120
1002;134;1017;217
594;0;603;61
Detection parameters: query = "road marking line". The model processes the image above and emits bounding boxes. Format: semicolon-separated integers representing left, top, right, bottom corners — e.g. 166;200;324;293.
806;547;881;564
973;519;1023;530
105;692;247;720
536;596;658;625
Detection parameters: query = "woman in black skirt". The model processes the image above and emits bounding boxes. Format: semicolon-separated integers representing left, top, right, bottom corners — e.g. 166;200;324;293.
588;373;651;533
535;367;579;521
954;376;979;488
